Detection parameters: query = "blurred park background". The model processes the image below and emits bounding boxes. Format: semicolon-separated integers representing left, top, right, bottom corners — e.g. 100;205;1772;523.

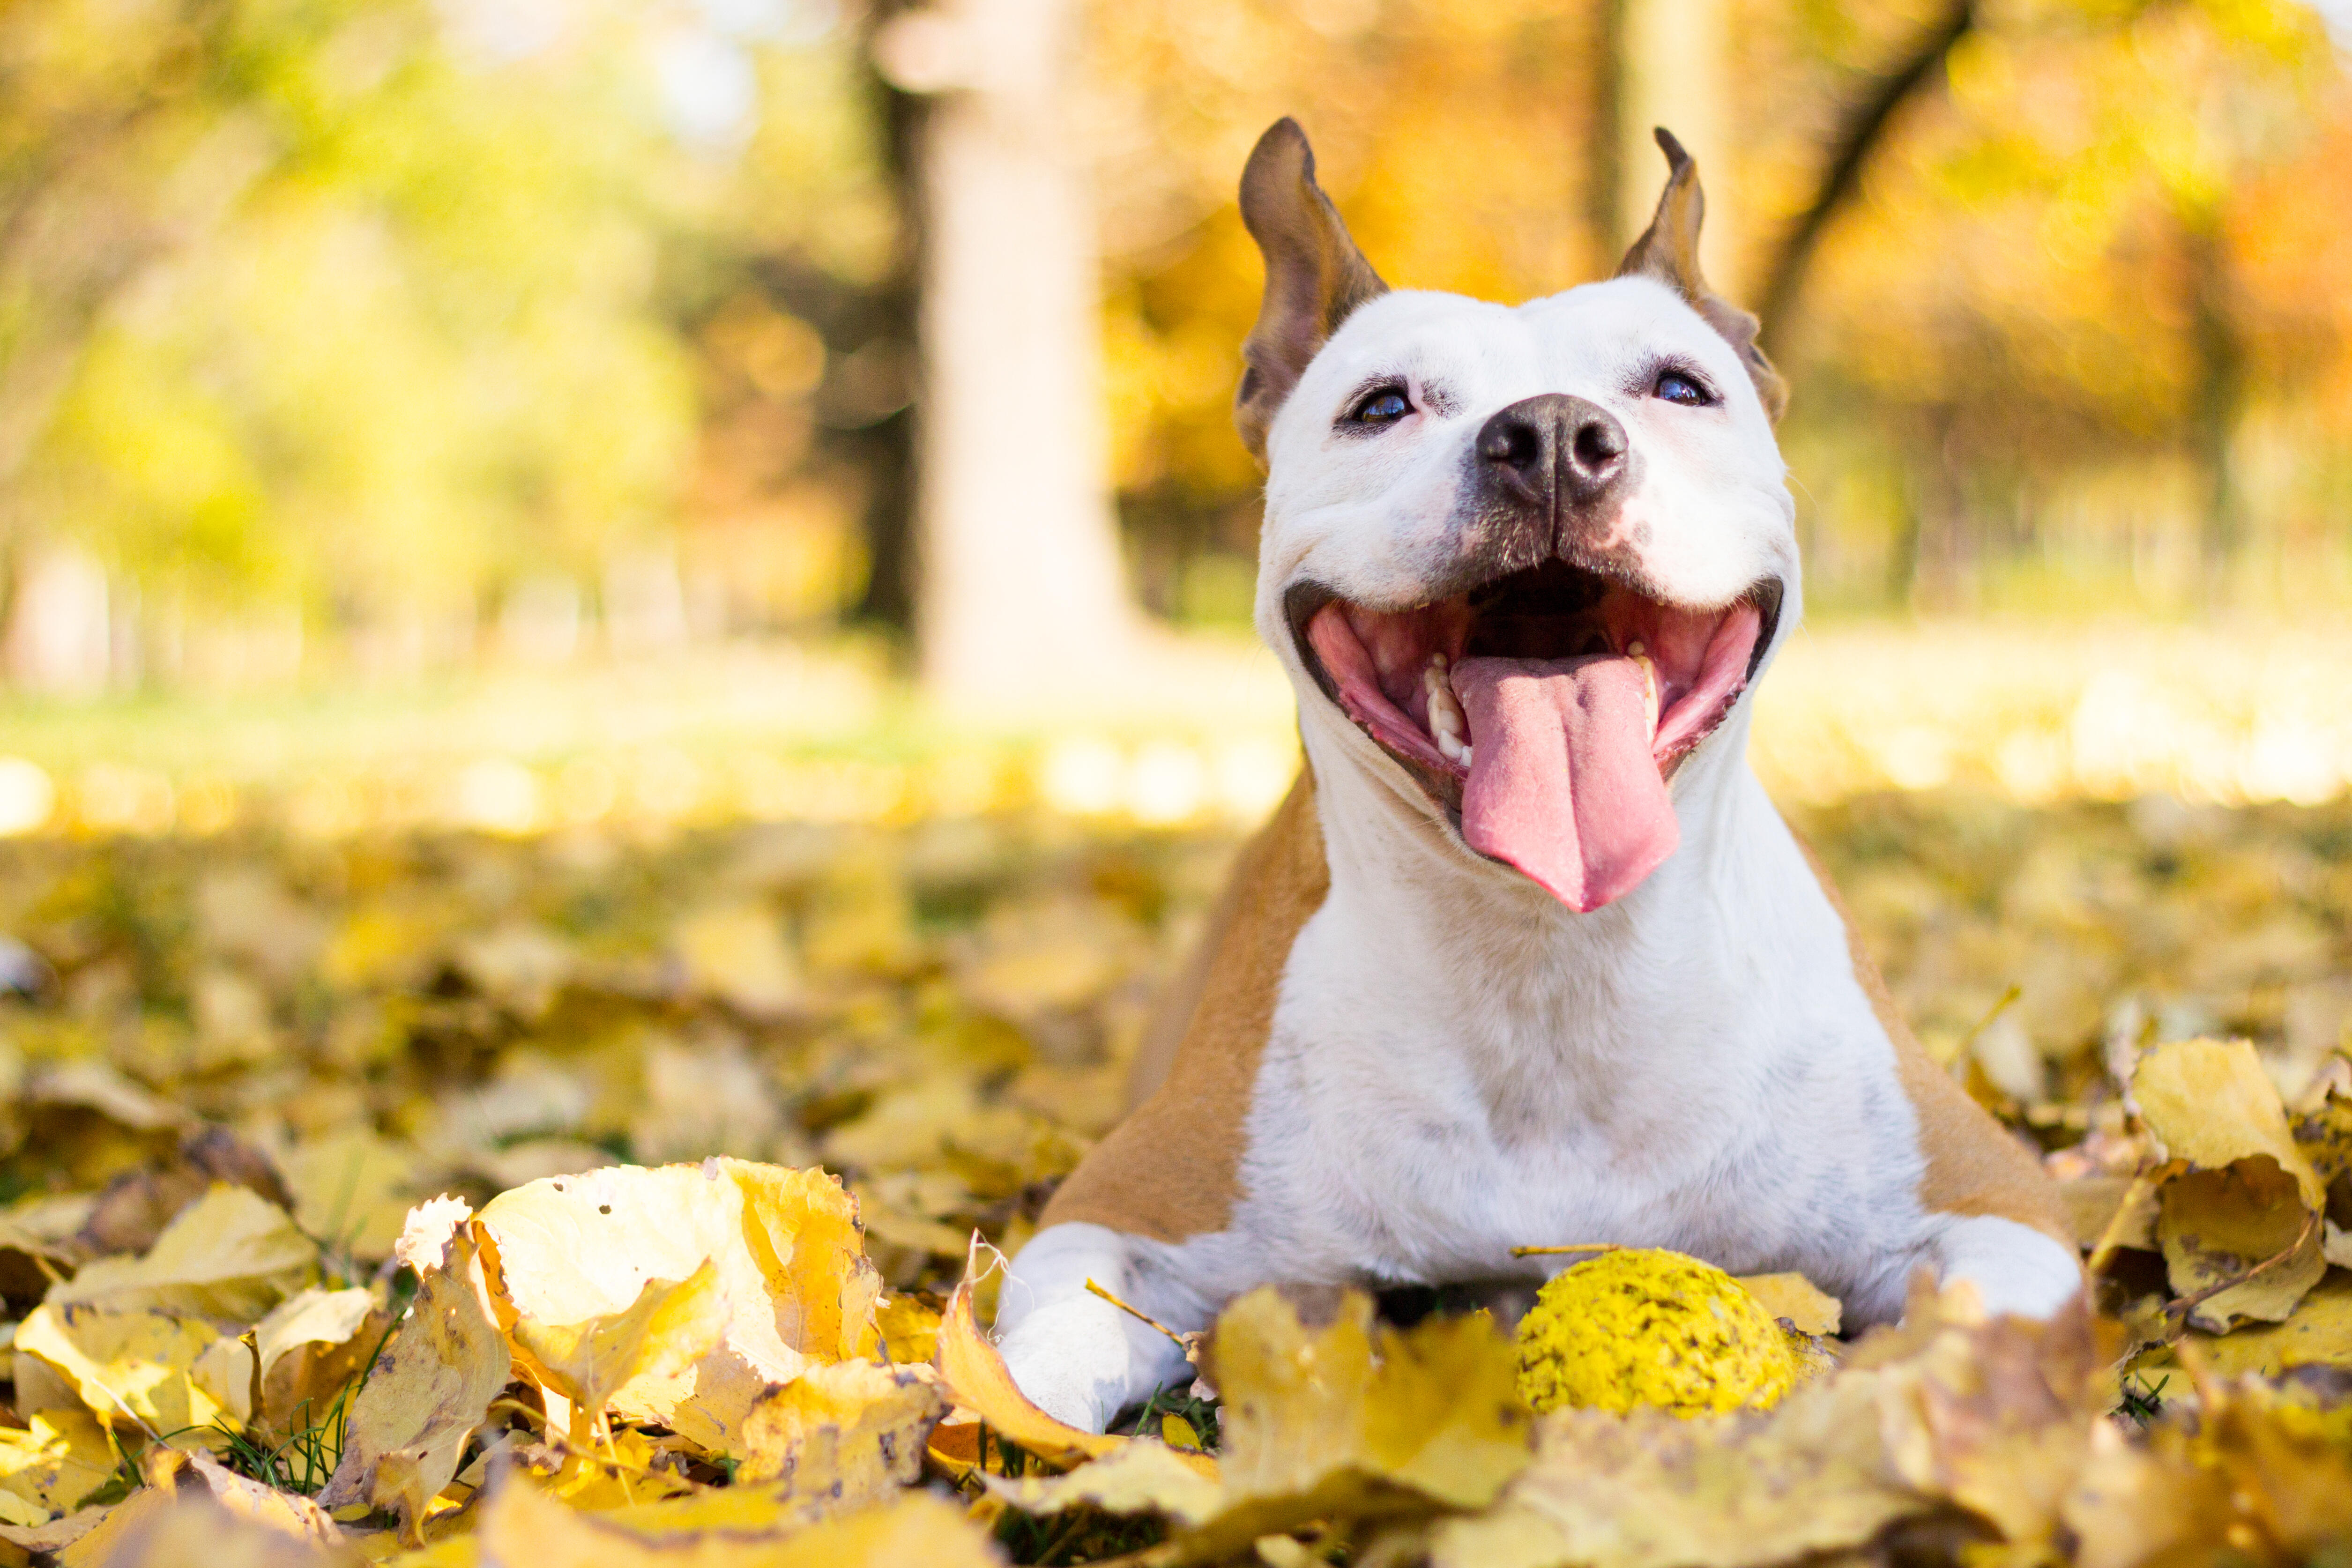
2;0;2352;837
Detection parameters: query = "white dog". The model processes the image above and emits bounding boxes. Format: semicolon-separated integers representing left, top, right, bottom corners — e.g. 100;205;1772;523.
995;120;2080;1432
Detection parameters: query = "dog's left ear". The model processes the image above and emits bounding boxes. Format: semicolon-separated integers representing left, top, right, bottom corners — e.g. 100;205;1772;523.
1235;119;1388;463
1617;128;1789;423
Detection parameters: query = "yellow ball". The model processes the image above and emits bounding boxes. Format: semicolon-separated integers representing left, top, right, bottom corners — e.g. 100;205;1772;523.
1514;1249;1799;1418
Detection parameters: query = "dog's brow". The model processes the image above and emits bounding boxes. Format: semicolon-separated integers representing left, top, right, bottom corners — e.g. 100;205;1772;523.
1332;371;1456;422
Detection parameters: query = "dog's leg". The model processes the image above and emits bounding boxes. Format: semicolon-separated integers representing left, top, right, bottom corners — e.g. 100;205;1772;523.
1927;1214;2083;1318
995;1222;1203;1433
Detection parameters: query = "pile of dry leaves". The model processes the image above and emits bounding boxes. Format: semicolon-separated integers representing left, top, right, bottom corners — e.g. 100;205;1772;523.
0;794;2345;1566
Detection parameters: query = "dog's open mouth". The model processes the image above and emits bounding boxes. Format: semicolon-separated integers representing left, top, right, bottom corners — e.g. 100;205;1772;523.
1289;560;1781;912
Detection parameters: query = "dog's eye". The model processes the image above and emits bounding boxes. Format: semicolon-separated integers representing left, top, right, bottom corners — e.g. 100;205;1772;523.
1654;370;1713;407
1350;387;1412;424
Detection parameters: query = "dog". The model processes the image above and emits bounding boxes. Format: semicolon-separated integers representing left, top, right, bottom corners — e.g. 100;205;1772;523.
994;119;2081;1433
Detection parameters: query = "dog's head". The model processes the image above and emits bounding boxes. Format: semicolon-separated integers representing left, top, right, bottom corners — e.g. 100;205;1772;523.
1239;119;1798;914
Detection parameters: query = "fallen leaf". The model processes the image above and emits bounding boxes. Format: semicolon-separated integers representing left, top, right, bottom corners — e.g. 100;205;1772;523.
2190;1271;2352;1376
983;1438;1221;1527
468;1466;1001;1567
733;1359;945;1509
2156;1159;2326;1331
253;1287;385;1438
2133;1039;2326;1202
2132;1039;2329;1329
0;1408;115;1521
57;1490;353;1567
1732;1274;1840;1338
318;1226;511;1541
509;1259;728;1444
1431;1374;1920;1568
872;1293;940;1365
672;903;800;1018
52;1185;315;1323
15;1302;253;1437
141;1447;344;1547
278;1131;422;1262
74;1128;294;1259
1206;1288;1528;1537
475;1161;879;1453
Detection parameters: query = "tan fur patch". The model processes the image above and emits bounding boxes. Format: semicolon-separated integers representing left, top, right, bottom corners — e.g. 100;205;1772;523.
1797;839;2073;1250
1042;770;1329;1243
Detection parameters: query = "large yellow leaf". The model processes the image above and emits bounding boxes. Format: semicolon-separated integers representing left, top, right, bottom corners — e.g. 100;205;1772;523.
733;1360;946;1511
987;1287;1526;1562
474;1161;879;1453
2191;1271;2352;1376
278;1131;423;1263
464;1471;1002;1568
56;1489;357;1568
1206;1287;1529;1539
0;1408;115;1522
51;1185;315;1323
2133;1038;2326;1205
15;1302;252;1437
317;1227;511;1541
253;1287;387;1440
509;1259;728;1443
2132;1039;2329;1329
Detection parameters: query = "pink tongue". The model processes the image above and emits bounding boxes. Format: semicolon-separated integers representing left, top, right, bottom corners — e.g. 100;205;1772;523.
1451;655;1679;913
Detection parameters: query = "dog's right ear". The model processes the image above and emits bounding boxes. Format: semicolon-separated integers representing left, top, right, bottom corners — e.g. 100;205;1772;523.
1235;119;1387;463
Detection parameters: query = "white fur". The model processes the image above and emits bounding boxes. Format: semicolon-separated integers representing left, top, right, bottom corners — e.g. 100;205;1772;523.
997;277;2079;1430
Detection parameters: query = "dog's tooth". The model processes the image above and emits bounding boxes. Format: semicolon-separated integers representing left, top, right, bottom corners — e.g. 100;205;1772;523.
1627;639;1646;658
1631;651;1660;740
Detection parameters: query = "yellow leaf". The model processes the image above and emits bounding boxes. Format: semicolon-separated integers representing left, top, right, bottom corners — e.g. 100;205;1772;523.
318;1227;510;1543
2133;1039;2326;1206
1734;1274;1842;1338
52;1185;314;1323
58;1488;357;1568
0;1408;115;1520
1216;1288;1528;1512
15;1302;251;1438
672;904;800;1018
511;1259;728;1441
2190;1271;2352;1376
469;1470;1000;1568
536;1426;696;1512
280;1132;423;1262
2156;1159;2326;1331
733;1360;946;1511
256;1288;378;1384
475;1161;879;1453
2062;1421;2235;1568
873;1294;940;1365
1161;1412;1202;1451
2131;1040;2330;1330
984;1439;1221;1527
254;1288;387;1441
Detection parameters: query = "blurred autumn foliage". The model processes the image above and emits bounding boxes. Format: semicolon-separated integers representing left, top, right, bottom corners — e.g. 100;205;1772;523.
0;0;2350;695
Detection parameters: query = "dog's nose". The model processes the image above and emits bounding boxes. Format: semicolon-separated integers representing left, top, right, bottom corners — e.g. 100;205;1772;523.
1475;394;1629;508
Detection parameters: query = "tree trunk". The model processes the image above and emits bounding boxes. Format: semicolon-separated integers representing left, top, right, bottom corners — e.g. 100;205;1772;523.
878;0;1135;707
2186;216;2242;606
1616;0;1739;291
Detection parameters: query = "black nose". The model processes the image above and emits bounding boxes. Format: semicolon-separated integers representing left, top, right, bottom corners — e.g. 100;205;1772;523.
1475;394;1629;508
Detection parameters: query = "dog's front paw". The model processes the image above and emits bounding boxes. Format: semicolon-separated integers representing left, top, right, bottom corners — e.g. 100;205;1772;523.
997;1299;1150;1433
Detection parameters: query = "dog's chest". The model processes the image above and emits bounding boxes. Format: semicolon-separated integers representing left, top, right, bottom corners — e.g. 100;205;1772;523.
1204;812;1932;1296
